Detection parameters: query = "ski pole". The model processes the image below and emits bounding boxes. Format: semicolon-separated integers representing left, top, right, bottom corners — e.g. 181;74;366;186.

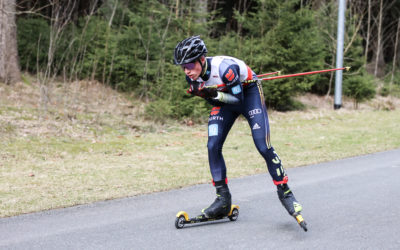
208;67;350;89
258;67;350;81
257;71;281;78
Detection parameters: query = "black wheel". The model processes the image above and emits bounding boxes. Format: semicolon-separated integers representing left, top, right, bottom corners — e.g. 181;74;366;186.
228;208;239;221
175;215;186;229
300;221;308;232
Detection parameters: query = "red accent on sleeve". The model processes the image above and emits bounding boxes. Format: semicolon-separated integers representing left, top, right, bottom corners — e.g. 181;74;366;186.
246;66;253;80
225;69;235;81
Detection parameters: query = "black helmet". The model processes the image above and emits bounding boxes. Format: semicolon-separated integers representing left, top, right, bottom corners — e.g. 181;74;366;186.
174;35;208;65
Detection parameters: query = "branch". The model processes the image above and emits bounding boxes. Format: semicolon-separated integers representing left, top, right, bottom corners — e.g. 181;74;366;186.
344;13;364;55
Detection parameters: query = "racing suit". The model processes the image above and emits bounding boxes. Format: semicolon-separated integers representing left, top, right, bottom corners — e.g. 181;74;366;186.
186;56;287;185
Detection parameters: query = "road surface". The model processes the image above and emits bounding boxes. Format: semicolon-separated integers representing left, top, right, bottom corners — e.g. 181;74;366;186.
1;149;400;249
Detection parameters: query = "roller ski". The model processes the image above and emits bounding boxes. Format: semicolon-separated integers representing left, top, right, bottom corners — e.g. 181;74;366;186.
277;183;308;232
175;181;239;229
175;204;240;229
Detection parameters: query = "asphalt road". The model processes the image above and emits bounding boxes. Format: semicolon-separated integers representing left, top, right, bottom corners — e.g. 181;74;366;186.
1;149;400;249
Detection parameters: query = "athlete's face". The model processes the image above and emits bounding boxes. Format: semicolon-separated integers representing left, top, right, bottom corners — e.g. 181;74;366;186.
182;57;205;80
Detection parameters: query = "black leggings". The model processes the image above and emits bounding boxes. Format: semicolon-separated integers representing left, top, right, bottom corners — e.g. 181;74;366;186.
207;82;286;184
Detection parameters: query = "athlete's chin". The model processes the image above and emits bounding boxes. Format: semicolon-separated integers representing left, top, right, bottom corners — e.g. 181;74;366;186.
189;75;199;80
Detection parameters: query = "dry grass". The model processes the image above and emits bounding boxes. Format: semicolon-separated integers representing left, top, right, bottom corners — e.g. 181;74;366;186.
1;77;400;217
0;77;149;139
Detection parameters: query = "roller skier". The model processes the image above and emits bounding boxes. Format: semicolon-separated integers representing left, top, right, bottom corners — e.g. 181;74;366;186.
173;36;306;230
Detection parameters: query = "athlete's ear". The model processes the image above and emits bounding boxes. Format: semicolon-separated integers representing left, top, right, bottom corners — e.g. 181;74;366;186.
200;56;206;63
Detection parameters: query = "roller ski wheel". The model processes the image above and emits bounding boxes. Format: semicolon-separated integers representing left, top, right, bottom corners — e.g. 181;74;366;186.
175;213;187;229
175;205;239;229
277;183;308;232
293;213;308;232
228;206;239;221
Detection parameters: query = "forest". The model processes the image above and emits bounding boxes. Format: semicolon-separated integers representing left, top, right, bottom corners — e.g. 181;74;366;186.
2;0;400;119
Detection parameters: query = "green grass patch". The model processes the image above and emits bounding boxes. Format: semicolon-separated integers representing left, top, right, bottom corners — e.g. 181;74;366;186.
1;109;400;217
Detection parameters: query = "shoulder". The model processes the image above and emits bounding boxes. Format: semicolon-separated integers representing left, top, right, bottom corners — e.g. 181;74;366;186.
214;56;239;75
212;56;239;66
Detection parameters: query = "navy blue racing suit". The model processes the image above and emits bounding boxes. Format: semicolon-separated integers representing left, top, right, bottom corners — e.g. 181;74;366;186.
186;56;287;185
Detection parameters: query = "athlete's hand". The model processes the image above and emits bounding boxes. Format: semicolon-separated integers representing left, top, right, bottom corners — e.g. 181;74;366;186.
187;82;206;98
199;86;218;98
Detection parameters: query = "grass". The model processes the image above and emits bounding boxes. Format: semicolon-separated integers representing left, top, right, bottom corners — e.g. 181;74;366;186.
1;79;400;217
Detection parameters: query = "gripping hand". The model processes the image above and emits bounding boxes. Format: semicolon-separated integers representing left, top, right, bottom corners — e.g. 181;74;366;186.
187;82;206;98
199;86;218;99
187;83;218;99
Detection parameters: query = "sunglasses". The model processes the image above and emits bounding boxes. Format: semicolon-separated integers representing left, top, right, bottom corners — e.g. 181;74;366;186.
181;62;196;70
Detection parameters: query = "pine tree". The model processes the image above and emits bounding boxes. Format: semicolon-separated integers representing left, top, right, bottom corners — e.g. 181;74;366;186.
262;0;326;110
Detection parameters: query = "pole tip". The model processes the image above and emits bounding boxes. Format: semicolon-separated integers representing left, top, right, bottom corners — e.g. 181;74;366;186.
345;66;351;71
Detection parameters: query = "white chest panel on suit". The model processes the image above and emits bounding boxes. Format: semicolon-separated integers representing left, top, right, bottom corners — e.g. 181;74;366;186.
200;56;250;90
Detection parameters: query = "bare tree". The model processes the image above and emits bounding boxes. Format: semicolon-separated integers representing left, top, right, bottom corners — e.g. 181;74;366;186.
364;0;371;65
196;0;207;24
102;0;118;84
374;0;383;77
38;0;77;113
175;0;179;18
390;18;400;91
0;0;21;84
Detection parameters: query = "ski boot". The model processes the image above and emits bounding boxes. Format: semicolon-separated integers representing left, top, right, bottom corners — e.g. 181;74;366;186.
277;183;308;231
202;181;232;218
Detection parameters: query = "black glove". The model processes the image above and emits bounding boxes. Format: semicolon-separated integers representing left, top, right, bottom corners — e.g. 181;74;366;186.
187;82;206;98
199;86;218;98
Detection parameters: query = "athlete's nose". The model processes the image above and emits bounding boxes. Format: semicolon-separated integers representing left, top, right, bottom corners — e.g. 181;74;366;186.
184;68;191;75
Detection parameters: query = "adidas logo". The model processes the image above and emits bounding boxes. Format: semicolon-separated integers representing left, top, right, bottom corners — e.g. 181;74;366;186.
252;123;261;130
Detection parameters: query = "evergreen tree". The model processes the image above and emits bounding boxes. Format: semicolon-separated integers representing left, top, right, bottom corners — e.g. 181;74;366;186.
342;23;376;107
262;0;326;110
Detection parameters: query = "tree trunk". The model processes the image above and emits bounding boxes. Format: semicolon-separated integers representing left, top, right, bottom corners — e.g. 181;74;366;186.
175;0;179;18
0;0;21;84
390;18;400;90
196;0;207;24
364;0;371;65
374;0;383;77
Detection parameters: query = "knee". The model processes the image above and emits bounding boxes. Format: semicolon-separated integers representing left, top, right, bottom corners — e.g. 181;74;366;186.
207;139;223;153
254;140;279;161
254;138;270;155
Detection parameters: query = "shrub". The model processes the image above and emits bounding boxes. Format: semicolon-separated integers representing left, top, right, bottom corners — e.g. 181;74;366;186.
17;18;50;72
343;72;376;108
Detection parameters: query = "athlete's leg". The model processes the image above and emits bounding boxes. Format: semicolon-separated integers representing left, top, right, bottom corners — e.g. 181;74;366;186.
242;82;302;216
203;106;238;218
242;82;286;183
207;106;239;182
